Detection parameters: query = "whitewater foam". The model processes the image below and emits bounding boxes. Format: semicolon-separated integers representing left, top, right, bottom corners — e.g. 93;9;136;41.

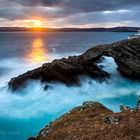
0;57;139;120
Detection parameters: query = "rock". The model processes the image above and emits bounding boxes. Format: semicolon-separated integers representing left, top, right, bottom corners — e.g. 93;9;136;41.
8;54;109;91
82;101;111;112
44;84;52;91
8;38;140;91
106;38;140;79
34;101;140;140
28;137;36;140
120;105;132;112
83;101;96;106
104;116;120;125
83;38;140;80
137;95;140;109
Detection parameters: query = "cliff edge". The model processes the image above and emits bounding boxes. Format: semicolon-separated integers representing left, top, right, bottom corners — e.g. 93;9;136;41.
29;101;140;140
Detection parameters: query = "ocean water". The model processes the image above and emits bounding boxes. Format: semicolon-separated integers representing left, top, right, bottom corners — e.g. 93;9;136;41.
0;32;139;140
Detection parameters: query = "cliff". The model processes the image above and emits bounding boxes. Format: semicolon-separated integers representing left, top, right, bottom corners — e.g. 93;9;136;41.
29;101;140;140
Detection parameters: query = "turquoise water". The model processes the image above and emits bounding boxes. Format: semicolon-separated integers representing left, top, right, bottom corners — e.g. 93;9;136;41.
0;32;139;140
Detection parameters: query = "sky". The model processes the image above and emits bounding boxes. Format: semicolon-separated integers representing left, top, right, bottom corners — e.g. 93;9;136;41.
0;0;140;28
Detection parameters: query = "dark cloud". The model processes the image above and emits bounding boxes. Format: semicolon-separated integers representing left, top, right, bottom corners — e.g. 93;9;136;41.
8;0;140;11
8;0;55;6
0;0;140;27
3;0;140;19
51;7;140;27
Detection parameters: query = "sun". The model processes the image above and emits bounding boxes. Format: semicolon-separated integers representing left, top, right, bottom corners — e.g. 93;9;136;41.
33;20;42;27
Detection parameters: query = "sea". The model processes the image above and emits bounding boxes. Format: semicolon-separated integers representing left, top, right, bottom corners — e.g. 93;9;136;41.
0;31;139;140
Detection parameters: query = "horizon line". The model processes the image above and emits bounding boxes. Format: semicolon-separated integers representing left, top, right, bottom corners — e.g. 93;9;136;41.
0;26;140;29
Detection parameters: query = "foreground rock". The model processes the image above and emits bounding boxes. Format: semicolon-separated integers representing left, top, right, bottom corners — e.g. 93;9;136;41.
30;101;140;140
9;38;140;90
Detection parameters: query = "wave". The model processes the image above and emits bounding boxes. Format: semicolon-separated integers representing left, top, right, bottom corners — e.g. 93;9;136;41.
0;57;139;119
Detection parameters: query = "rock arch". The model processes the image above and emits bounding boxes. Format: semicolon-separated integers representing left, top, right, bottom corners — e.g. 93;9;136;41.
8;38;140;91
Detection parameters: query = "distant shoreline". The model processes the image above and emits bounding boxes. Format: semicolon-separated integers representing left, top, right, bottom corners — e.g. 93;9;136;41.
0;27;140;32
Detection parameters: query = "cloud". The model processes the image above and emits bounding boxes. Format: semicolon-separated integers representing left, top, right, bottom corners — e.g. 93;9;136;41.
0;0;140;27
50;9;140;28
7;0;140;12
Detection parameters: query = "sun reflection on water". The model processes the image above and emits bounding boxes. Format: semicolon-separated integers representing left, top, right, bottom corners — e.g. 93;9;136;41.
26;38;47;64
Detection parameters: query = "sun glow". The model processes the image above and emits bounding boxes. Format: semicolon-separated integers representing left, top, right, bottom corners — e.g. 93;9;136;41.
24;19;44;28
33;20;42;27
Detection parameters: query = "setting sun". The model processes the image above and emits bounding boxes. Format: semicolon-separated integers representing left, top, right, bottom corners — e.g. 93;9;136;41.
33;20;42;27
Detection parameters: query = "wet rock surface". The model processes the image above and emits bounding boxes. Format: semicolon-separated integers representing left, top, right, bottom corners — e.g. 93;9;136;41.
32;101;140;140
8;38;140;90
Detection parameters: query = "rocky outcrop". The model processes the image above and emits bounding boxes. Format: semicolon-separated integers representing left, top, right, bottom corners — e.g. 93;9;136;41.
8;56;109;91
8;38;140;90
106;39;140;79
30;101;140;140
82;38;140;79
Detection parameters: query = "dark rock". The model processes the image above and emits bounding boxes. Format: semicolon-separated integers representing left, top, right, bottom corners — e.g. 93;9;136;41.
83;38;140;80
44;85;52;91
104;116;120;125
8;54;109;91
8;38;140;91
28;137;36;140
107;39;140;80
137;95;140;109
